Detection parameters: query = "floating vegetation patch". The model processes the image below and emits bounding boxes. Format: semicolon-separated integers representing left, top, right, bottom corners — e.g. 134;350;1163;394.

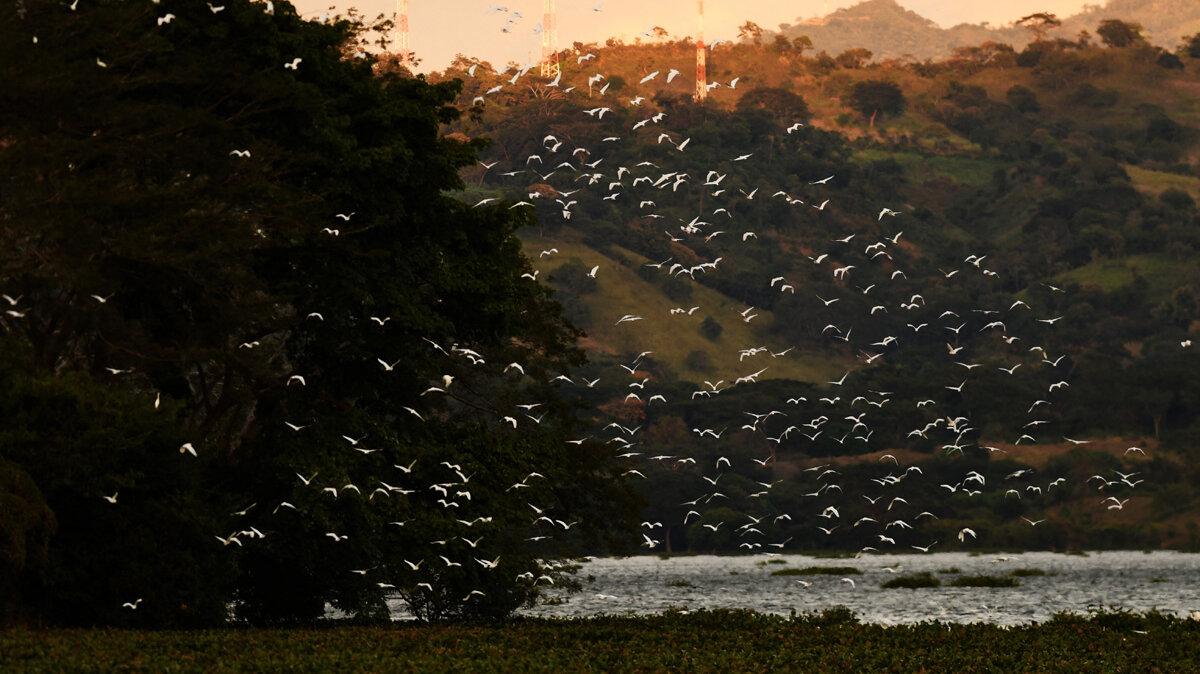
937;567;962;574
1010;568;1048;577
881;572;942;589
771;566;863;577
950;575;1020;587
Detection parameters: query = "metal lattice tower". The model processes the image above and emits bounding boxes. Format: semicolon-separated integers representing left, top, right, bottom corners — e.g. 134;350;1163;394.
694;0;706;101
397;0;411;69
540;0;559;78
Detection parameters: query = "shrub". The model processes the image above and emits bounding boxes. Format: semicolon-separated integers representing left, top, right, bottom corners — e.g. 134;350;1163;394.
662;276;693;302
1183;33;1200;58
803;605;859;626
1156;51;1184;69
1161;188;1196;211
700;316;724;341
685;350;714;372
1006;85;1040;113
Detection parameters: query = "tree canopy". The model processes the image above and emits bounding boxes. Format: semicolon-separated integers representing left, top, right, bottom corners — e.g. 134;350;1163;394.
0;0;637;626
846;80;907;123
1017;12;1062;42
1097;19;1145;48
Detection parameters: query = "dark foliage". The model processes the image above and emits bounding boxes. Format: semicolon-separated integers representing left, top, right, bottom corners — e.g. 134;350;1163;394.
0;0;638;626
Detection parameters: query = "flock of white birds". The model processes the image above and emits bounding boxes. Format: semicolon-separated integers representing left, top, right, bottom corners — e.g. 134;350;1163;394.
21;1;1170;614
449;11;1166;572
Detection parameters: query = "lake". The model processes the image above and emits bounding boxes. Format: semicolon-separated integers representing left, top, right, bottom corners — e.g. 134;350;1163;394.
512;551;1200;625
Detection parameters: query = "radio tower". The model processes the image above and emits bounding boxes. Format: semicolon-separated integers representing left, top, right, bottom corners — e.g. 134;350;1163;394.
540;0;560;78
396;0;412;70
694;0;706;101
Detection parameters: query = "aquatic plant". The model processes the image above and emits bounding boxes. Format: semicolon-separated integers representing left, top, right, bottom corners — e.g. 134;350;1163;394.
771;566;863;577
881;572;942;589
950;575;1020;587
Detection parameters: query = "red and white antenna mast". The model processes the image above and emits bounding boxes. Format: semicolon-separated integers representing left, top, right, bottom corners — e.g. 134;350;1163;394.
540;0;559;78
694;0;707;101
397;0;412;69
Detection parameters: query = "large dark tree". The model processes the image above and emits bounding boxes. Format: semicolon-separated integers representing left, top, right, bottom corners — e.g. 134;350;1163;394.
1183;33;1200;58
0;0;637;626
1016;12;1062;43
1096;19;1145;48
846;80;906;125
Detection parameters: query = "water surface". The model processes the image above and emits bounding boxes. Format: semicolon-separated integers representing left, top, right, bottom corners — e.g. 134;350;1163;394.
514;551;1200;625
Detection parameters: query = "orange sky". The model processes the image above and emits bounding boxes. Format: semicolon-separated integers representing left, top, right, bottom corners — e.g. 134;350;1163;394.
292;0;1099;72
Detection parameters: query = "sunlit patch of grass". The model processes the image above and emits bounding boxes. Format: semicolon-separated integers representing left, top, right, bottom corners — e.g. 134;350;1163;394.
852;149;999;187
1053;254;1199;297
1124;164;1200;200
519;229;851;384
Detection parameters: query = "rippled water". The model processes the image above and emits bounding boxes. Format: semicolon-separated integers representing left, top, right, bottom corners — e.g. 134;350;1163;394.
514;551;1200;625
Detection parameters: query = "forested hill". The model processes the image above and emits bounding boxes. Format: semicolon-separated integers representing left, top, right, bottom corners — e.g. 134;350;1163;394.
769;0;1200;63
432;22;1200;553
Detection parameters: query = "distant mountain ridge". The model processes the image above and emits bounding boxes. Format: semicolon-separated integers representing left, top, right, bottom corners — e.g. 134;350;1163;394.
775;0;1200;61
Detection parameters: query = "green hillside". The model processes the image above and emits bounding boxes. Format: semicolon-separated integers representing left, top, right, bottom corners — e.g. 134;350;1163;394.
430;18;1200;553
522;229;851;385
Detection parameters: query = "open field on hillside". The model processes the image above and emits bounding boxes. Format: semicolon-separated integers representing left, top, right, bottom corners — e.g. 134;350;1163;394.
1052;253;1200;295
1125;164;1200;200
522;229;852;384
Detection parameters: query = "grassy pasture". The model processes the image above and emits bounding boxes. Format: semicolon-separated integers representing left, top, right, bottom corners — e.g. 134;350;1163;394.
1052;253;1199;296
521;229;850;384
1124;164;1200;200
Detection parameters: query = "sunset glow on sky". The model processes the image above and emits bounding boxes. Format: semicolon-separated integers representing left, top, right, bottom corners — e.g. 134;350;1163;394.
293;0;1099;72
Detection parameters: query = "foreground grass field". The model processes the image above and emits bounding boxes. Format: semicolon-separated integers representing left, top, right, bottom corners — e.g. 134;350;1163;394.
4;609;1199;672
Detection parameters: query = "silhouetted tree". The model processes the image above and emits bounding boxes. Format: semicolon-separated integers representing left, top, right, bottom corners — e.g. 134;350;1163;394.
1017;12;1062;43
1096;19;1144;48
847;80;906;126
737;21;764;45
